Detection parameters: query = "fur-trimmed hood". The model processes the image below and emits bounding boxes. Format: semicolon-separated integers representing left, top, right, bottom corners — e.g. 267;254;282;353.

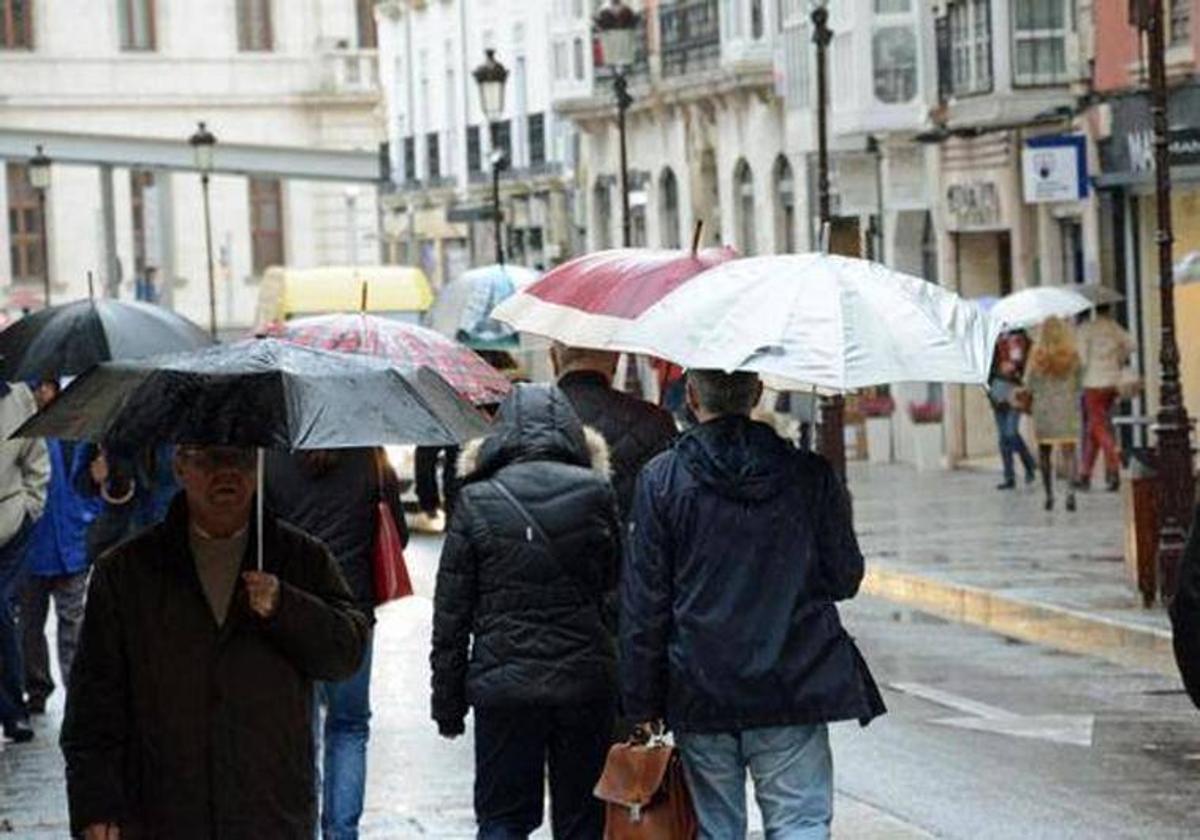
458;383;611;481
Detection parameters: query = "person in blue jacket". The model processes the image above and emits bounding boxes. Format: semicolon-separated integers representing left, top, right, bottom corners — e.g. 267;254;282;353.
20;381;102;714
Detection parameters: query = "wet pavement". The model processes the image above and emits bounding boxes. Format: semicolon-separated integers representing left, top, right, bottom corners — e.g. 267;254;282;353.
3;510;1197;837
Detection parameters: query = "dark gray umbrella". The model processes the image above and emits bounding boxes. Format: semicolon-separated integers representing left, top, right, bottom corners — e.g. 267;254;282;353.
0;298;213;381
15;338;489;450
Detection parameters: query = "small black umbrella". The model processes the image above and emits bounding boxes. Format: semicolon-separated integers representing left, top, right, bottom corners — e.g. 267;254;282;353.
0;298;213;381
15;339;491;571
16;338;488;450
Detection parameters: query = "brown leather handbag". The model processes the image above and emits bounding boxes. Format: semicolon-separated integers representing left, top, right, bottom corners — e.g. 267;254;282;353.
594;739;698;839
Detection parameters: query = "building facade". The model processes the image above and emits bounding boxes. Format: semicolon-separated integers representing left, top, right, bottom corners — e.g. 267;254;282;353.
376;0;577;287
0;0;384;332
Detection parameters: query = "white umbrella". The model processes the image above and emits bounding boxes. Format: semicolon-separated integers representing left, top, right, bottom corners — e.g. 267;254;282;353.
615;254;1001;391
990;286;1092;329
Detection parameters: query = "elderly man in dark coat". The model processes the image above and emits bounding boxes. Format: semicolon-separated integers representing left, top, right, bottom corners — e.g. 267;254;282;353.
61;444;369;840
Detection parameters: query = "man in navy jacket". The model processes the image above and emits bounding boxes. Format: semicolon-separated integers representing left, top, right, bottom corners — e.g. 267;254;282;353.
621;369;884;839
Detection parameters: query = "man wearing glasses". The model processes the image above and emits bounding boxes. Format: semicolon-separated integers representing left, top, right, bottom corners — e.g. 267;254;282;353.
61;445;369;839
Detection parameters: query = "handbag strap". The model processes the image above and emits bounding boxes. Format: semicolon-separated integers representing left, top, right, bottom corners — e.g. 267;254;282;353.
490;478;591;606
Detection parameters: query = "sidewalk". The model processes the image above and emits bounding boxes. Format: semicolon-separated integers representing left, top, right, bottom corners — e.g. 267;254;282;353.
850;461;1176;675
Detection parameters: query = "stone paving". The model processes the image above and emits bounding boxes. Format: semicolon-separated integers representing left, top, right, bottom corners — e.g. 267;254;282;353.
849;461;1170;636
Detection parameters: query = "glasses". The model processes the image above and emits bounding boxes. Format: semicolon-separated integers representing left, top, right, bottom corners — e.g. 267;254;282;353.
177;446;257;471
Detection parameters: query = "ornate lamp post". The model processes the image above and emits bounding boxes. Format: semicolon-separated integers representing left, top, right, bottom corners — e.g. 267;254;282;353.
1140;0;1195;600
595;0;639;247
811;1;847;480
473;49;509;266
188;121;218;338
28;145;52;307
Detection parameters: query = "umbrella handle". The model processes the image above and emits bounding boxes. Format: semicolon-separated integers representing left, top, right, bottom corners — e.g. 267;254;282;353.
690;220;704;256
256;448;264;572
360;281;369;313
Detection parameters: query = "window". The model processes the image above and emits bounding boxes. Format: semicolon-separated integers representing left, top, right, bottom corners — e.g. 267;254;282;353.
130;170;160;301
426;132;440;181
491;120;512;165
6;164;43;285
874;0;911;11
773;155;795;254
403;136;416;182
1171;0;1191;46
751;0;763;39
118;0;155;50
949;0;992;96
734;159;755;257
356;0;377;48
467;126;482;173
553;41;567;81
572;37;585;80
1;0;32;49
873;26;917;103
659;168;681;249
1012;0;1069;86
249;178;284;275
528;114;545;167
236;0;272;52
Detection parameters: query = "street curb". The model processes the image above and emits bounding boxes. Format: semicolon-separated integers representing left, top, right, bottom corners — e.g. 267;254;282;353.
862;564;1177;676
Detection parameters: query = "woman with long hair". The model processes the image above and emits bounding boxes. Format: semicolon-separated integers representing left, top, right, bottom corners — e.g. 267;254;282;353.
1024;317;1083;512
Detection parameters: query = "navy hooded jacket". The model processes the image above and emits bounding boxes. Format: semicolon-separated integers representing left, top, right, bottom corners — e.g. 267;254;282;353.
620;415;885;733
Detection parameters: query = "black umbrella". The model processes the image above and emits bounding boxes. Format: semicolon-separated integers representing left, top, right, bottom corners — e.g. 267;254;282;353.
0;298;213;381
16;338;489;450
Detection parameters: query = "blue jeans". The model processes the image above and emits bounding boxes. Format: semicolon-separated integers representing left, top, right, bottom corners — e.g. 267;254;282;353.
993;405;1035;484
0;517;35;725
677;724;833;840
314;629;373;840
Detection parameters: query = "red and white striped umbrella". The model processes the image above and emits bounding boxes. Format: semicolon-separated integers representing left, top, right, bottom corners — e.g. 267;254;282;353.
492;247;737;349
263;314;512;406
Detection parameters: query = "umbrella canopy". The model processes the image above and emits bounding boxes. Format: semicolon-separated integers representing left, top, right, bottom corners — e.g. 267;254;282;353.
990;286;1092;329
0;298;213;381
613;254;1000;391
263;313;512;406
429;264;541;350
492;247;737;349
1057;283;1124;305
16;339;489;451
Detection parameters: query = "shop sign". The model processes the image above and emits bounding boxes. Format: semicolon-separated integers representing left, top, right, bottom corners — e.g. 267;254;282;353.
945;180;1003;230
1022;135;1088;203
1126;126;1200;173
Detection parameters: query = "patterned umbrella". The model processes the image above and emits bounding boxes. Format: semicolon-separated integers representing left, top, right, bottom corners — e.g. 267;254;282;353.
492;247;737;349
429;263;541;350
264;314;511;406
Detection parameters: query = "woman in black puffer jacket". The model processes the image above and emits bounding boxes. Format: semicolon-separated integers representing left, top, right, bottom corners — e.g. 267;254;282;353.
431;383;620;840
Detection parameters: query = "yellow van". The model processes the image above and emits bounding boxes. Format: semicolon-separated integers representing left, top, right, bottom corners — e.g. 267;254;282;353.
255;265;435;329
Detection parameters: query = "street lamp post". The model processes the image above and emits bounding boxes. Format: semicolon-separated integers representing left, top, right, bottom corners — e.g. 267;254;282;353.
595;0;639;247
28;145;52;308
188;121;218;338
473;49;509;266
1142;0;1195;600
811;2;847;481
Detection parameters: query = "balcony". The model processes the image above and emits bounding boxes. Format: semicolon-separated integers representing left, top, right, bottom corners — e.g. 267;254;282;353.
320;47;379;96
660;0;720;79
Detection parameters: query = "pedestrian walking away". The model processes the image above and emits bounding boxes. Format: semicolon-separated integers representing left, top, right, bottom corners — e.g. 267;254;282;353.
267;446;407;840
621;370;885;839
20;376;102;716
61;444;369;838
1024;318;1084;512
552;344;677;521
431;384;621;839
988;329;1037;490
0;379;50;744
1075;305;1135;492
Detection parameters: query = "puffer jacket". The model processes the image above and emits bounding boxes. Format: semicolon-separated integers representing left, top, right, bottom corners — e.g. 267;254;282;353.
431;384;621;731
621;416;885;734
558;370;677;520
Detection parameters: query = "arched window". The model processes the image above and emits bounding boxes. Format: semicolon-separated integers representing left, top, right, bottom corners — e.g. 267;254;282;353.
734;159;755;256
659;167;681;249
773;155;795;254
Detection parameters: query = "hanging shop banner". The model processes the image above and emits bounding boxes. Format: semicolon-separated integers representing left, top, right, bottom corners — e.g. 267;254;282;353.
1022;134;1089;203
